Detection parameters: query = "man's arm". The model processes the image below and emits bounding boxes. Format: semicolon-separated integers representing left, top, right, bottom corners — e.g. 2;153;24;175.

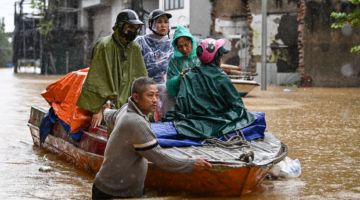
103;108;118;128
139;145;212;173
130;120;211;173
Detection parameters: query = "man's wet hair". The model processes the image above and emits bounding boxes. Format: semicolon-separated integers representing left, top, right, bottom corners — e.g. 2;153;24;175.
131;77;156;98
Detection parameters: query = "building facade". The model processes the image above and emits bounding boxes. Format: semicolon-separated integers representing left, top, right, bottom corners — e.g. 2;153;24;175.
14;0;360;87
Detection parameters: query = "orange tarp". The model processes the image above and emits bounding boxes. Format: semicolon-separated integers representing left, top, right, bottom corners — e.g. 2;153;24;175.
41;68;91;133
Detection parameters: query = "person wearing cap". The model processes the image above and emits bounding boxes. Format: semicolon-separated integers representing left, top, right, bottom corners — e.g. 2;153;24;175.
166;25;201;98
76;9;148;134
135;9;173;83
160;38;257;139
135;9;174;120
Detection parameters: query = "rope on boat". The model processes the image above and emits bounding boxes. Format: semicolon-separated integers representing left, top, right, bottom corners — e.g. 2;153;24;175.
201;129;255;164
201;129;249;149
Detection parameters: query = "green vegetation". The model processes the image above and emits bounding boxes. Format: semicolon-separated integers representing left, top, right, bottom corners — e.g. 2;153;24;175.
30;0;60;35
0;18;12;68
331;0;360;53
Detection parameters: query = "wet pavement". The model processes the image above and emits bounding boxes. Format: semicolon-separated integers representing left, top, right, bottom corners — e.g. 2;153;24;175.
0;67;359;199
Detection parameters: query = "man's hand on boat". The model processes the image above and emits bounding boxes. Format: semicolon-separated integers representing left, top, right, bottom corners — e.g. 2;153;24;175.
193;158;212;171
91;100;112;128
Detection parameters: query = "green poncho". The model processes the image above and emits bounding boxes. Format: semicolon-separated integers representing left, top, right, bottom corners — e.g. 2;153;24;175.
77;24;148;114
160;62;257;139
166;26;200;97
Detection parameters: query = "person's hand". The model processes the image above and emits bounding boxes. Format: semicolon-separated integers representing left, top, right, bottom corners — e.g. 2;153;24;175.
180;69;189;79
180;72;184;79
193;158;212;172
103;100;111;110
91;109;103;128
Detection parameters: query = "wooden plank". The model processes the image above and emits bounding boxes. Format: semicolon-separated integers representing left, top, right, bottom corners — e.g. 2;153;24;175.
191;146;222;161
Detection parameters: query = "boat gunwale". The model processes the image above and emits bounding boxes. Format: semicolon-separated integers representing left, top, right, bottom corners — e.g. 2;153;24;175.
28;123;104;159
31;105;48;113
252;143;288;167
28;121;288;168
28;106;288;167
231;80;260;86
29;123;251;170
82;131;107;143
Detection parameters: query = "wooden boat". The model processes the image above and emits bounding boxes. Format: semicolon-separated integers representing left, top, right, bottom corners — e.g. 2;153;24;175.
28;106;288;196
231;79;260;97
220;64;259;97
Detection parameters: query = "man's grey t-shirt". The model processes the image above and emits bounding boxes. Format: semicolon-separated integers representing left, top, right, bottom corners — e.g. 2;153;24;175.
94;97;194;197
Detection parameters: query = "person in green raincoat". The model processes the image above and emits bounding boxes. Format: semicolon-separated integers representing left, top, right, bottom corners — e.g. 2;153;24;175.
160;38;257;139
166;25;201;97
76;10;148;133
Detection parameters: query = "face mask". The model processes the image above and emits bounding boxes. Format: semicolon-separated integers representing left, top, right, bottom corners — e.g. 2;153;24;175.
123;30;137;41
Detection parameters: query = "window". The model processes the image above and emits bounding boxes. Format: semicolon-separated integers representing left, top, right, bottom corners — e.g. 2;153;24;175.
164;0;184;10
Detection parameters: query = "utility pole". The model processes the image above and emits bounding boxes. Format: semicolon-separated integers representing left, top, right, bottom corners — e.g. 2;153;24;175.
66;51;69;74
22;16;26;61
14;2;18;73
33;18;36;73
261;0;267;90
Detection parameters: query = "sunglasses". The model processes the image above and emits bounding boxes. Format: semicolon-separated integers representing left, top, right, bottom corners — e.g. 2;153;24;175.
127;24;142;34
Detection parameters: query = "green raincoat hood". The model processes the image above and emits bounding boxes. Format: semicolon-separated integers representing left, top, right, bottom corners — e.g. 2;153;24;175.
166;26;200;97
172;25;197;59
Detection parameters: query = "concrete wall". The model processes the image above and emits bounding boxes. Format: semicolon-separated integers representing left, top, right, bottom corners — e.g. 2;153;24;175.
249;0;298;74
210;0;250;69
254;63;300;85
250;0;298;14
251;14;283;62
211;0;247;17
92;6;112;44
189;0;212;38
109;0;124;26
86;0;126;45
302;0;360;87
142;0;159;32
143;0;158;14
81;0;101;8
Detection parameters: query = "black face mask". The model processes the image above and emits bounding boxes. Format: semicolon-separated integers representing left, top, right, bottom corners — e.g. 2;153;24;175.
123;30;137;41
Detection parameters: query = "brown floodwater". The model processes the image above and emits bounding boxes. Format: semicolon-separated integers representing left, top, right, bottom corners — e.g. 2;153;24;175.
0;67;359;199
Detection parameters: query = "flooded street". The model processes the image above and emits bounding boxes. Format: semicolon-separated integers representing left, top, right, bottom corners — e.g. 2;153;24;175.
0;67;359;199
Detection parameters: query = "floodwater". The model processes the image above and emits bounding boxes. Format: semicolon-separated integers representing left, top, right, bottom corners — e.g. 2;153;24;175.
0;67;359;199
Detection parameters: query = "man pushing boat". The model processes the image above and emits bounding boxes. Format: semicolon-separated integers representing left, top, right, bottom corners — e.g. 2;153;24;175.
92;77;212;199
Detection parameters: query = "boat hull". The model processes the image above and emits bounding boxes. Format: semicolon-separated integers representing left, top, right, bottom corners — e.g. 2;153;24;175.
29;123;103;173
231;80;260;97
146;164;272;196
28;106;286;196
